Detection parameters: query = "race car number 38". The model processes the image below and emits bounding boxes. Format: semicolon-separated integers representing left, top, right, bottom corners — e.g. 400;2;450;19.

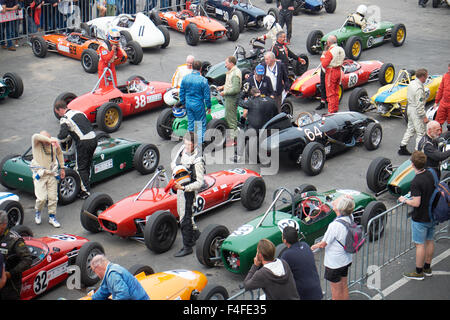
134;93;162;108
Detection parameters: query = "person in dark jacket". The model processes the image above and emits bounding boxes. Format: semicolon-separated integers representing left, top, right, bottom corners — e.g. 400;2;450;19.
271;31;306;70
276;0;295;43
418;120;450;178
262;51;290;113
281;226;323;300
245;64;275;98
244;239;300;300
0;253;6;289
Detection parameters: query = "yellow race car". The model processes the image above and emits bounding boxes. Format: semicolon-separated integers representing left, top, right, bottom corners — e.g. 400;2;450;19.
348;69;442;120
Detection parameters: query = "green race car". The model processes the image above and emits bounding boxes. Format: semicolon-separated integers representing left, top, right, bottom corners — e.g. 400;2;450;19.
0;72;23;100
0;133;160;205
306;15;406;60
196;184;386;274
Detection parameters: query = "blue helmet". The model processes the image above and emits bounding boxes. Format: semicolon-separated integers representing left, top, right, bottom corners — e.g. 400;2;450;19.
172;106;186;118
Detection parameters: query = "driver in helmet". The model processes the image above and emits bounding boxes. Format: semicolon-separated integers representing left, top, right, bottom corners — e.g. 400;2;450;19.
348;4;368;30
258;15;282;46
98;29;124;89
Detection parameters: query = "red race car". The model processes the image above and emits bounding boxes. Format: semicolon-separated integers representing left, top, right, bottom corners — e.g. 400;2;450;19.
80;165;266;253
54;71;171;133
12;226;104;300
290;59;395;100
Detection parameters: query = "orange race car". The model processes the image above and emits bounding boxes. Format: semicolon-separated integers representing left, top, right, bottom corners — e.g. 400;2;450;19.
157;3;240;46
30;31;143;73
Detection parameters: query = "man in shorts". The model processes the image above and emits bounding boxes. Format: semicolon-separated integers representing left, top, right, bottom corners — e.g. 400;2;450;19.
399;151;436;280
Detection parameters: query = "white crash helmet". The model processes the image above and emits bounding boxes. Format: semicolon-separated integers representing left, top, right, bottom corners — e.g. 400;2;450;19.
263;15;275;31
356;4;368;16
163;88;180;106
172;165;191;186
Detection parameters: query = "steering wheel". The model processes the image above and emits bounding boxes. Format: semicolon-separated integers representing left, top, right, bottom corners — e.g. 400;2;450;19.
295;111;314;127
300;196;323;220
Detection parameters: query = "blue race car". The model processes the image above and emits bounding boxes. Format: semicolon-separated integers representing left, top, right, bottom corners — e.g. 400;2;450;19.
203;0;279;32
265;0;336;15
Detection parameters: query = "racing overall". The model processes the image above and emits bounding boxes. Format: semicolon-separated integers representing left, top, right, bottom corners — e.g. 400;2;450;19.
271;40;299;70
0;229;32;300
262;23;283;46
320;43;345;113
276;0;295;42
98;42;125;89
171;63;193;88
435;72;450;127
223;65;242;141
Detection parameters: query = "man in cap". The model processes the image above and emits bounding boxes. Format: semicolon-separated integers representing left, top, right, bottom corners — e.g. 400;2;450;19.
245;64;275;98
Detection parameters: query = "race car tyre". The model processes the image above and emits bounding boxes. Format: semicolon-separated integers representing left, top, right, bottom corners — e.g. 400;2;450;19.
265;0;273;3
275;243;288;258
185;23;200;46
0;200;24;229
149;10;162;25
126;40;143;65
96;102;123;133
76;241;105;286
281;97;294;115
391;23;406;47
80;22;91;36
197;283;229;300
348;87;369;113
119;30;133;47
361;201;387;242
80;192;113;233
144;210;178;253
156;107;175;140
157;25;170;48
294;184;317;194
344;36;363;60
205;119;228;147
432;0;440;7
11;225;33;237
301;142;326;176
294;54;309;77
364;122;383;151
324;0;337;13
196;224;230;268
231;10;245;33
128;264;155;276
267;8;280;23
53;92;77;120
306;30;324;55
378;63;395;86
31;36;48;58
366;157;392;193
81;48;99;73
58;168;81;205
240;176;266;210
226;20;240;42
94;130;111;143
3;72;24;98
133;143;160;175
201;61;211;76
0;154;19;189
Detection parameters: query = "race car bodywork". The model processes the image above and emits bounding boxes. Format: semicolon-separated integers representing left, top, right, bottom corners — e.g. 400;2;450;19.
0;192;24;229
86;12;170;49
306;16;406;60
158;5;240;46
291;0;337;14
14;226;105;300
260;111;383;176
0;72;23;100
0;134;160;205
290;60;395;100
55;72;171;133
80;166;266;254
196;186;386;274
348;69;443;120
30;31;143;73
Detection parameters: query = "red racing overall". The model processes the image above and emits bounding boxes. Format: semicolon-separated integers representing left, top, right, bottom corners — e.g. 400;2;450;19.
320;44;345;113
98;43;124;89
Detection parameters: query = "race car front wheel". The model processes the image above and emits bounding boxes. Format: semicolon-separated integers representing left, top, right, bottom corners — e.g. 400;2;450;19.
144;211;178;253
76;241;105;286
348;87;370;113
361;201;387;242
197;283;229;300
80;192;114;233
364;122;383;151
240;176;266;211
81;49;99;74
125;40;143;65
3;72;24;99
301;142;326;176
156;108;175;140
344;36;363;60
133;143;160;175
96;102;123;133
53;92;77;120
196;224;230;268
31;36;48;58
391;23;406;47
58;168;81;205
185;23;200;46
366;157;392;193
306;30;324;55
225;20;240;42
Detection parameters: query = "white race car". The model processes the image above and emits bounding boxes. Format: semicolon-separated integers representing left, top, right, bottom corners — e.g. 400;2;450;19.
86;12;170;49
0;192;24;228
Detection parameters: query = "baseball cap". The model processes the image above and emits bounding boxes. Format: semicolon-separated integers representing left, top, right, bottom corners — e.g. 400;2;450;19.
255;64;265;75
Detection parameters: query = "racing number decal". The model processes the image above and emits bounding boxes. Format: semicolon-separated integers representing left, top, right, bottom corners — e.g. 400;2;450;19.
134;95;147;108
304;126;323;141
176;20;184;32
347;73;358;87
138;25;145;37
192;196;205;214
34;271;49;295
134;94;162;108
277;219;299;232
69;44;76;55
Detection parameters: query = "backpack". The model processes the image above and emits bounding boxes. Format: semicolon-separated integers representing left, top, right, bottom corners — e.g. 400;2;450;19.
427;169;450;224
335;217;365;254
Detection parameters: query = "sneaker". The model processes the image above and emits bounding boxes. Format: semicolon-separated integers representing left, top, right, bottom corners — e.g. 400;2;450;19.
49;216;61;228
402;271;424;280
35;211;41;225
423;267;432;277
398;145;412;156
315;102;326;110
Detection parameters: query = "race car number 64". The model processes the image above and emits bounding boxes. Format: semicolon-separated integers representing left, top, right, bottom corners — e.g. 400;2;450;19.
304;126;323;141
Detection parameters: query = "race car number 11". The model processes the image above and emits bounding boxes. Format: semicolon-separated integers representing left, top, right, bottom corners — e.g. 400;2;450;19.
134;93;162;108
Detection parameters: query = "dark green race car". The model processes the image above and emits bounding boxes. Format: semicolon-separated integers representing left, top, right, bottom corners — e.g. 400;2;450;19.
0;72;24;100
306;15;406;60
0;133;160;205
196;184;386;274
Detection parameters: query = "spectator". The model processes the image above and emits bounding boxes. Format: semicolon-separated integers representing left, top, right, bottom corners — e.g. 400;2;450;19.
96;0;106;17
281;226;323;300
171;55;194;89
320;34;345;113
276;0;294;44
244;239;300;300
271;31;306;71
22;0;42;34
245;64;275;98
106;0;116;16
31;131;65;228
0;253;6;290
434;63;450;131
1;0;19;51
398;68;429;156
311;195;355;300
261;51;290;113
0;210;32;300
418;120;450;178
90;254;150;300
399;151;436;280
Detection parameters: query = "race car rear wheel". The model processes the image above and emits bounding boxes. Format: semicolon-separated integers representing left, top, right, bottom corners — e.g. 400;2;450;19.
81;48;99;74
205;118;228;148
0;200;24;229
119;30;133;46
366;157;392;193
196;224;230;268
11;225;33;237
149;10;162;25
240;176;266;210
31;36;48;58
156;107;175;140
157;25;170;49
126;40;143;65
361;201;387;242
391;23;406;47
80;193;113;233
128;264;155;276
96;102;123;133
281;97;294;115
345;36;363;60
3;72;24;98
58;168;81;205
231;10;245;33
348;87;369;113
301;142;326;176
324;0;337;13
197;283;229;300
306;30;324;55
294;184;317;195
76;241;105;286
293;54;309;77
144;210;178;253
364;122;383;150
267;8;280;23
185;23;200;46
133;143;160;175
225;20;240;42
53;92;77;120
379;63;395;86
